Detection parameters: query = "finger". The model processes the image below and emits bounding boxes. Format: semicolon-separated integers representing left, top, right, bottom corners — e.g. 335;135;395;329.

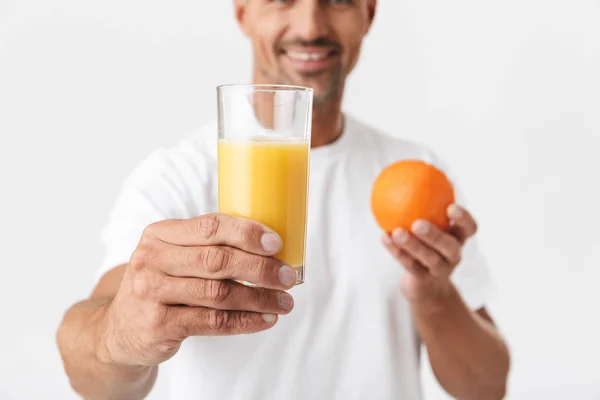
173;306;278;337
411;220;462;265
150;276;294;314
391;229;450;277
447;205;478;244
144;213;282;256
382;234;427;276
147;243;297;290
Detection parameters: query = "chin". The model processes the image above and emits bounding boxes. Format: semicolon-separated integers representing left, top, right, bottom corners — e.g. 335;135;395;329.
313;80;342;104
272;68;342;104
297;79;341;105
312;90;337;105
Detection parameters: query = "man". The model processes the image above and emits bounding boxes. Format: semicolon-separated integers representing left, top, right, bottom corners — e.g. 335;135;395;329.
57;1;510;399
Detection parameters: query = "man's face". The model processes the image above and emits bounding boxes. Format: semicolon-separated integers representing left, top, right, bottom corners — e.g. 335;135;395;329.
236;0;376;105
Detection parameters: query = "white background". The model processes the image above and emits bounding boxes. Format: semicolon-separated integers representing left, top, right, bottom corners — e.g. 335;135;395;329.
1;0;599;399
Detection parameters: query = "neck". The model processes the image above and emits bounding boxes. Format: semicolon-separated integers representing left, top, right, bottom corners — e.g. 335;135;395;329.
310;97;344;148
252;72;344;149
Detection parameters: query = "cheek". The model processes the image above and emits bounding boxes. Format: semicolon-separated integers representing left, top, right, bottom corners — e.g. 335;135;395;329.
345;37;364;70
335;21;368;72
253;16;286;66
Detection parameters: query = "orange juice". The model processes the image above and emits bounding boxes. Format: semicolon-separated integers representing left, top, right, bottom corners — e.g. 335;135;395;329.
218;138;310;271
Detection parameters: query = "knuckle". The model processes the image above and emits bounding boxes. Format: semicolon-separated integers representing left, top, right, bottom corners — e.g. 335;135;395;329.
170;311;192;340
202;247;232;274
241;221;262;245
198;213;221;239
229;214;261;243
206;279;231;304
404;236;418;251
142;221;161;239
182;279;203;302
129;244;157;272
435;233;447;248
404;242;419;257
255;288;272;310
253;255;273;281
132;271;157;299
208;309;230;333
236;312;255;332
147;304;169;331
151;277;171;304
428;228;441;243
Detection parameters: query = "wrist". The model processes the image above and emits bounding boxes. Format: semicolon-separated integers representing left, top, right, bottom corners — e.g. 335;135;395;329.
409;281;459;317
93;301;116;366
93;302;149;376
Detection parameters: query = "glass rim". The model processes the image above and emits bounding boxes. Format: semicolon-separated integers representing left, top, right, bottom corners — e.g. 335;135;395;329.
217;83;313;93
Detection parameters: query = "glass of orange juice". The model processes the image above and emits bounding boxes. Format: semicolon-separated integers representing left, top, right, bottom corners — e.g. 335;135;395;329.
217;84;313;285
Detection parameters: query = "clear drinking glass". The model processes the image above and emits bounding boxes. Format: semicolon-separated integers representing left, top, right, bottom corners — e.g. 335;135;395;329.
217;84;313;285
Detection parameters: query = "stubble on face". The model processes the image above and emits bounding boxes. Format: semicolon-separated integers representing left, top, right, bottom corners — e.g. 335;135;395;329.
257;38;343;105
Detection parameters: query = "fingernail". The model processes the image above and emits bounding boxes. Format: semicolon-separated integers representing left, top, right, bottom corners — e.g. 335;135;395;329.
262;313;277;323
278;293;294;311
279;265;297;287
412;220;429;235
261;232;282;253
392;229;409;244
448;204;462;219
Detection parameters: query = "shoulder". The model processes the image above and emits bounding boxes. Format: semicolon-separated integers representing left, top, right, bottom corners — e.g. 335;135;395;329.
113;121;218;218
125;121;218;187
345;114;445;169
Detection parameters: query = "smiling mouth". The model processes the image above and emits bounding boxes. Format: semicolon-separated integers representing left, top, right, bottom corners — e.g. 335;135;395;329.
285;49;338;61
280;48;339;72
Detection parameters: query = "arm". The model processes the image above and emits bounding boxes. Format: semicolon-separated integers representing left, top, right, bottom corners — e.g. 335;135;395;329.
57;265;158;400
382;205;510;400
57;214;296;400
414;294;509;399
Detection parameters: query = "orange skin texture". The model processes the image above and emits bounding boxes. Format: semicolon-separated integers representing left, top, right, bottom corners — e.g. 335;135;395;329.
371;160;455;233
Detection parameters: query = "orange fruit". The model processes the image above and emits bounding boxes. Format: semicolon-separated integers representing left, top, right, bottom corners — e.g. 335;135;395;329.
370;160;455;233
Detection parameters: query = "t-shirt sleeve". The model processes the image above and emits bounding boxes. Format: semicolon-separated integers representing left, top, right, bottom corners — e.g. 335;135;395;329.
425;150;497;311
95;142;214;283
450;232;497;311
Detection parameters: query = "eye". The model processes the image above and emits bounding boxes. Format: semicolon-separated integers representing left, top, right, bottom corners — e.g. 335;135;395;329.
329;0;353;4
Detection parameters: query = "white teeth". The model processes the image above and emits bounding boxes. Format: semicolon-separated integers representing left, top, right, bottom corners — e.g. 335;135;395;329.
287;51;329;61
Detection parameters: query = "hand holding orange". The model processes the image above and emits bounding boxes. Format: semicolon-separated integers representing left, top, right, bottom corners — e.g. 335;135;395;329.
370;160;455;233
373;160;482;305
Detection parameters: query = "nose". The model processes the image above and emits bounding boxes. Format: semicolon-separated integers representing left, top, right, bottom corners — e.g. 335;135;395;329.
289;1;329;42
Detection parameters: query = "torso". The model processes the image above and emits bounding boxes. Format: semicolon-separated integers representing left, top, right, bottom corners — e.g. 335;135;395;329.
159;116;433;400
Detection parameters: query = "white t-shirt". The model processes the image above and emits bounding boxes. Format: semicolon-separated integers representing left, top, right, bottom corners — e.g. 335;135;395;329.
97;114;495;400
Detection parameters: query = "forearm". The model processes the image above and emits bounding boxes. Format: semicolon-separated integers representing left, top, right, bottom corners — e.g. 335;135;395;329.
56;297;157;400
414;285;510;400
